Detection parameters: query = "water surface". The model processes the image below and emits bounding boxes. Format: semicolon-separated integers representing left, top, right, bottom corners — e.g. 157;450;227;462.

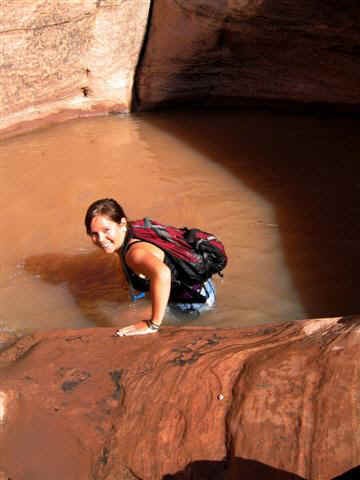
1;109;359;334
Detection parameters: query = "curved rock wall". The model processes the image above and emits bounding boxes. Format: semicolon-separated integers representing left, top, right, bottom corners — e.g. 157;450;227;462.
0;0;150;138
136;0;360;111
1;0;360;137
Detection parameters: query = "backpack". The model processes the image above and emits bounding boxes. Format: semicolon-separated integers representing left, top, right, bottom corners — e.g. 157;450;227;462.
126;218;227;292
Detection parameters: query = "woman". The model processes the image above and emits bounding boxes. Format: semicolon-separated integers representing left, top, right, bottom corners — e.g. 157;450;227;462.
85;198;216;336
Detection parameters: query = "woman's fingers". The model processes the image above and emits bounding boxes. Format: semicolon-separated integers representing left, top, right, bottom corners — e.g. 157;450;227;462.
115;322;158;337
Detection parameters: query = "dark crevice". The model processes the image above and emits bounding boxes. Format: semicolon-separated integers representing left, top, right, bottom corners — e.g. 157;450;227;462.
81;87;90;97
131;0;154;112
60;370;91;392
109;369;125;402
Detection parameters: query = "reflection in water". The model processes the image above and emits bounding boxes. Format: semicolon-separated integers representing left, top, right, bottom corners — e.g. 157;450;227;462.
24;251;129;327
1;109;360;333
163;457;305;480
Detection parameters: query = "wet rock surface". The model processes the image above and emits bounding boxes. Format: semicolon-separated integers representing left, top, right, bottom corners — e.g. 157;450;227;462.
136;0;360;112
0;317;360;479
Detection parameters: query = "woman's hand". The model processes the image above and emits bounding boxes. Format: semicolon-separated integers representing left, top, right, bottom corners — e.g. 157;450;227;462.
115;320;159;336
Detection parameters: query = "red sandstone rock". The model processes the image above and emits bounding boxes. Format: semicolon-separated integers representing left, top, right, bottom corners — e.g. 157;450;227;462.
0;316;359;479
136;0;360;112
2;1;360;139
0;0;151;139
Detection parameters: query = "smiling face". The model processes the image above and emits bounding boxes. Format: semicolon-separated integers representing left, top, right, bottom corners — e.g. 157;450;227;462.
90;214;127;254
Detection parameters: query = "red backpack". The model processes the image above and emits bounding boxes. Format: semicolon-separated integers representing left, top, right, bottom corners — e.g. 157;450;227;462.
125;218;227;296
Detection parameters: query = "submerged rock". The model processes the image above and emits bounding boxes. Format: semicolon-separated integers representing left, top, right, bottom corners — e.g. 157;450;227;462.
0;316;359;479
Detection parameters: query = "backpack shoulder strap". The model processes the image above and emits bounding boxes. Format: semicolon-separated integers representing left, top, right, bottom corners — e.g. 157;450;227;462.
132;217;175;244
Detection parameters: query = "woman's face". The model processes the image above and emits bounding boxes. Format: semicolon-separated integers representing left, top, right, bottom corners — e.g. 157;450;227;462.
90;214;127;254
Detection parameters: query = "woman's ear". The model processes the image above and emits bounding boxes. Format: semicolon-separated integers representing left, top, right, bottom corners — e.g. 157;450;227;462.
120;217;127;233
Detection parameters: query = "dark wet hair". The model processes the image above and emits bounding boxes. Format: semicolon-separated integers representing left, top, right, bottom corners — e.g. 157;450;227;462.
85;198;127;235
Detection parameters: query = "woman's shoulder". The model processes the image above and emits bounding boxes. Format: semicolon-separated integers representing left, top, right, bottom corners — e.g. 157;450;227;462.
126;239;165;263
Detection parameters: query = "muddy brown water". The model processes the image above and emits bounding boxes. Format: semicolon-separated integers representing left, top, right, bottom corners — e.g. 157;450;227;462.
1;109;360;335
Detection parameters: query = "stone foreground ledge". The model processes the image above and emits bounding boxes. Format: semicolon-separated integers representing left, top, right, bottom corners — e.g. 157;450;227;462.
0;316;359;479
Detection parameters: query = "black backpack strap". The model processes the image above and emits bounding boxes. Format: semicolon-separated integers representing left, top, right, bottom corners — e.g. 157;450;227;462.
144;217;152;228
133;217;175;243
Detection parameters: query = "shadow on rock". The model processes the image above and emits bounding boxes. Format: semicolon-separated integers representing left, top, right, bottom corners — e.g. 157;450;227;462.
334;466;360;479
163;457;305;480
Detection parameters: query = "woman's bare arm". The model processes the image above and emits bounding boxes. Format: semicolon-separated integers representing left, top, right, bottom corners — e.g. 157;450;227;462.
116;243;171;335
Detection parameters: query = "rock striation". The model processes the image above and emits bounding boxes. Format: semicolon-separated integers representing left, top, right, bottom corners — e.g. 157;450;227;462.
0;316;360;479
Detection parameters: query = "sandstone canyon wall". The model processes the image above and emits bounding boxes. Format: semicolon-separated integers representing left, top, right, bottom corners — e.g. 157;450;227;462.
1;316;360;479
0;0;151;138
1;1;360;138
136;0;360;111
